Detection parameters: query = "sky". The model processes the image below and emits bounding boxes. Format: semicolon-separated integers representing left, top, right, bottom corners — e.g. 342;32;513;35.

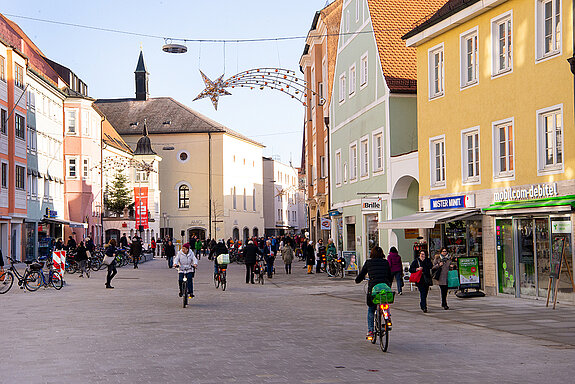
2;0;334;167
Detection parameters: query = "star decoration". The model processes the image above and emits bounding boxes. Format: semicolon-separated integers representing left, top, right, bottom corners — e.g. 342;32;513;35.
193;71;232;110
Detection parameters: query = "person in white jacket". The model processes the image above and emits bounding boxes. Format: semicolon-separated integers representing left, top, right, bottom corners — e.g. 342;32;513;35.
173;243;198;299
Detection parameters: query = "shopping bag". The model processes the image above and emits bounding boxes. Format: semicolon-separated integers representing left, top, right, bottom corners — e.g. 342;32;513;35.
102;255;114;266
409;269;422;283
447;270;460;288
217;254;230;265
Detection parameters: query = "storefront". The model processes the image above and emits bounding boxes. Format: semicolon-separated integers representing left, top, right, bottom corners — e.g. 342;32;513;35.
484;195;575;302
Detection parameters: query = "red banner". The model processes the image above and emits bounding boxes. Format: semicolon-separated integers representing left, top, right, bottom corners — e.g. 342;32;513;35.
134;187;149;229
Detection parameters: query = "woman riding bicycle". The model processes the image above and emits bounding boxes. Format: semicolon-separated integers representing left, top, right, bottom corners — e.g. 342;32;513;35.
173;243;198;299
355;246;392;340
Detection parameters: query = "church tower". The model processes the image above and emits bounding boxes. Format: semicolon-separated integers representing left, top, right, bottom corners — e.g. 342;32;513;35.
135;50;149;101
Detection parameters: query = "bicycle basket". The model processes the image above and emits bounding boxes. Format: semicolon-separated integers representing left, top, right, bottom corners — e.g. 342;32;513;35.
373;290;395;304
30;262;44;271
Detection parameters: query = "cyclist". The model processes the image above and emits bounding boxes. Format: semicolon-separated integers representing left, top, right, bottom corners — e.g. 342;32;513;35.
210;239;229;276
355;246;392;340
173;243;198;299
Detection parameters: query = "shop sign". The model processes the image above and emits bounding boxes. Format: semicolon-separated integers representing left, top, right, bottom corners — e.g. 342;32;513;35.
320;218;331;230
551;220;572;234
45;208;58;218
430;195;475;210
329;209;342;216
493;183;557;202
361;198;382;212
458;257;480;289
404;229;419;239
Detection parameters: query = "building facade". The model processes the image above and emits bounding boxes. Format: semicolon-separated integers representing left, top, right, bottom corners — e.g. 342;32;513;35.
403;0;575;301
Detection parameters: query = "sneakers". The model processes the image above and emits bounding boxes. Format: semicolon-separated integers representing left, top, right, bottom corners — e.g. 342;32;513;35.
105;285;114;289
188;295;193;299
366;331;374;340
443;305;449;310
179;292;183;297
422;308;428;313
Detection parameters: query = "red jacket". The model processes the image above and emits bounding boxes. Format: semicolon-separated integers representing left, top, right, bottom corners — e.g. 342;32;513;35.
387;252;403;274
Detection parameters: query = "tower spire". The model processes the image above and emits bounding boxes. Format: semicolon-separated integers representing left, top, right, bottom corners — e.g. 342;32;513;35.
135;49;149;100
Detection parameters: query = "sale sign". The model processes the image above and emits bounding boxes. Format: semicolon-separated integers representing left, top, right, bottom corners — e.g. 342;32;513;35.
134;187;149;229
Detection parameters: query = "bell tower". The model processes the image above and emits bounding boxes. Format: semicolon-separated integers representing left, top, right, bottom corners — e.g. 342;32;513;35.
135;50;149;101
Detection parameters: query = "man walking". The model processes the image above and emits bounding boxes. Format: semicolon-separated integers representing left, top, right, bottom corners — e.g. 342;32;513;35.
131;235;142;269
243;240;262;284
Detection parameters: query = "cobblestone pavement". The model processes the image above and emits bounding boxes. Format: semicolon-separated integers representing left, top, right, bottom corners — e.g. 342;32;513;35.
2;257;574;384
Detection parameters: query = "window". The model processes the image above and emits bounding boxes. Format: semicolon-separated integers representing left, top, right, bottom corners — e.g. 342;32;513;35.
339;74;346;103
135;171;149;182
44;179;50;199
373;132;383;172
15;165;25;190
82;158;90;180
317;82;324;105
82;110;90;136
233;187;237;209
335;150;342;185
360;137;369;177
349;143;358;180
493;120;514;178
462;128;480;183
15;114;25;140
67;157;78;179
320;156;326;179
346;9;350;33
243;188;247;210
343;162;348;183
1;109;6;135
428;44;444;98
430;136;446;188
360;53;368;87
537;0;561;59
14;64;24;89
253;188;256;211
492;12;513;76
66;110;77;134
460;29;478;87
178;185;190;208
356;0;360;21
1;163;6;188
0;55;5;81
537;106;563;172
349;64;356;95
27;127;37;151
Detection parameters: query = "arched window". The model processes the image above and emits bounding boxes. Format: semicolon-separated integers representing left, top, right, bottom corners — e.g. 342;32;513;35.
179;185;190;208
232;227;239;240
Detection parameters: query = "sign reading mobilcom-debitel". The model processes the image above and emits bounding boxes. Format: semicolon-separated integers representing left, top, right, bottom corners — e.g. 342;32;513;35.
493;183;557;202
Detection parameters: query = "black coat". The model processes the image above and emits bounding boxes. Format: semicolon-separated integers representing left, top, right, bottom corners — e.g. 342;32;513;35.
306;244;315;266
164;243;176;258
355;258;392;293
410;257;434;287
130;238;142;256
75;245;88;261
243;243;262;264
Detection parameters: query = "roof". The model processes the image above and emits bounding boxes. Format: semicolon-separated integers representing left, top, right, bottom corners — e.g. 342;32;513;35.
367;0;447;93
102;120;133;154
403;0;480;40
135;50;147;73
94;97;264;147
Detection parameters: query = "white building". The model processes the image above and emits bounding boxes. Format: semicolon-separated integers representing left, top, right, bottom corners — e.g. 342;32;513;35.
263;157;305;236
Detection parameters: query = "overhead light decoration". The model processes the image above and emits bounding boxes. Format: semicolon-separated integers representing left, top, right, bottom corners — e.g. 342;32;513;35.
193;68;323;110
162;39;187;54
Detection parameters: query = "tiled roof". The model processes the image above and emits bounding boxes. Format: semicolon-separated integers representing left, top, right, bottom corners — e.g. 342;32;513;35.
403;0;481;40
95;97;264;147
101;119;133;154
367;0;447;93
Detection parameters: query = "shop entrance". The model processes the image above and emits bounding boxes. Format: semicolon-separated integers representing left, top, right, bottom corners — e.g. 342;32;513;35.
188;228;206;242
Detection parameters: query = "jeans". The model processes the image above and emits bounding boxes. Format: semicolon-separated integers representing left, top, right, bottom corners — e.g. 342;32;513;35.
439;285;448;307
285;263;291;274
393;271;403;293
133;254;139;268
367;305;376;333
245;263;255;283
178;272;194;295
419;284;429;310
78;260;88;276
167;256;173;268
266;259;274;278
106;263;117;287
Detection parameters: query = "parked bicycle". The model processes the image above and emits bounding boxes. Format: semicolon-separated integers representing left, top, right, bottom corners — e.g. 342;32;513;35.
0;257;43;293
35;264;64;290
327;254;346;278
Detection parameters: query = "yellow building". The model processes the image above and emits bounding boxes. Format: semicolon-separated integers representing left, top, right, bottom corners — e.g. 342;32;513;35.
398;0;575;301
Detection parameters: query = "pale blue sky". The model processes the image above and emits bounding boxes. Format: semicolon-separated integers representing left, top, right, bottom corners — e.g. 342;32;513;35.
2;1;332;167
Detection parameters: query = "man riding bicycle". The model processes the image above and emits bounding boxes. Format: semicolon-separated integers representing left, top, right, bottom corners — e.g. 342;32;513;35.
173;243;198;299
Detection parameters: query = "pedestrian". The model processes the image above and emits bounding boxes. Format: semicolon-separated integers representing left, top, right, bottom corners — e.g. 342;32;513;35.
105;239;118;289
165;240;176;268
264;240;275;278
315;239;326;273
281;239;294;274
130;235;142;269
151;237;156;256
306;240;315;274
173;242;198;299
410;250;433;313
355;246;392;340
195;238;203;260
54;238;64;250
119;233;128;249
387;246;403;294
85;236;95;253
66;235;77;251
432;247;452;310
243;240;262;283
75;241;90;278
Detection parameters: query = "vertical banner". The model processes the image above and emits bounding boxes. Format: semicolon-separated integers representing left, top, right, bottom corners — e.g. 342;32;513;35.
134;187;149;229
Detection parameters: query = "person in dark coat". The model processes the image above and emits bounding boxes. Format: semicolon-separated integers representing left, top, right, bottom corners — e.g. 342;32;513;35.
432;247;452;310
105;239;118;289
305;241;315;274
263;240;275;278
54;238;64;250
75;241;89;278
210;240;228;275
410;250;434;313
130;235;143;269
243;240;263;283
66;236;77;251
119;234;128;249
387;246;403;294
164;240;176;268
355;246;392;339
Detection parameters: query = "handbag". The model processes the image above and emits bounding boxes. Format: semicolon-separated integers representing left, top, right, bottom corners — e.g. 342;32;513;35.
409;269;422;283
102;255;115;266
432;266;442;280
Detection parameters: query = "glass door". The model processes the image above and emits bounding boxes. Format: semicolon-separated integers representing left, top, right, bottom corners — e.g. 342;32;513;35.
518;219;536;296
535;218;550;298
496;219;515;294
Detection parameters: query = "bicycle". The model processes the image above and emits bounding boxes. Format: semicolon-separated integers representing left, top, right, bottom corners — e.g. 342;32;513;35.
254;260;265;285
181;273;190;308
370;289;394;352
214;264;227;291
1;258;43;292
36;265;64;290
327;255;345;278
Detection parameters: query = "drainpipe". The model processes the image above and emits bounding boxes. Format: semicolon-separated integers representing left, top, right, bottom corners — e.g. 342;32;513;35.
208;131;212;240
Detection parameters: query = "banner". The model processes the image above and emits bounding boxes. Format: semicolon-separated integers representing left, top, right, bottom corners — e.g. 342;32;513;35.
458;257;480;288
134;187;149;229
320;218;331;231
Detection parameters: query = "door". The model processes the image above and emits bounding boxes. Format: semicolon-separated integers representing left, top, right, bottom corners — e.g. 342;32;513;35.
517;218;536;296
535;218;550;298
496;219;515;294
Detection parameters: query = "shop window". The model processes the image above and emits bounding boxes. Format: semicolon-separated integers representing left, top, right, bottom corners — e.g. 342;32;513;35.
346;223;356;251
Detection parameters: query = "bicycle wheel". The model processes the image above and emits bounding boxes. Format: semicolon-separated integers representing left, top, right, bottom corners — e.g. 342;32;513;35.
221;272;226;291
65;263;76;274
0;271;14;294
50;272;64;290
182;280;188;308
340;265;345;279
371;308;380;345
260;273;264;284
214;273;220;288
327;261;336;277
90;259;102;271
380;322;390;352
25;271;42;291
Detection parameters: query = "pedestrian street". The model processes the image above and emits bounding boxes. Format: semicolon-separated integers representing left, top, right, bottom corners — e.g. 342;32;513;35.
2;257;574;384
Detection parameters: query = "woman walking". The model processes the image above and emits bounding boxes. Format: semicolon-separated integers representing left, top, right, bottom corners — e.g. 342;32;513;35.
432;247;452;310
75;241;89;278
164;240;176;268
305;240;315;274
387;247;403;294
281;238;294;274
410;250;433;313
105;239;118;289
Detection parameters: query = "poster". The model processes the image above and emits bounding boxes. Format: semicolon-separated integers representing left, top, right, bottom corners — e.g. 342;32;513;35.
458;257;480;288
342;251;358;272
320;218;331;231
550;237;565;279
134;187;149;229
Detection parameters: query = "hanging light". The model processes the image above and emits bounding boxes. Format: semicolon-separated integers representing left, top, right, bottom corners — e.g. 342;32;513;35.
162;39;187;54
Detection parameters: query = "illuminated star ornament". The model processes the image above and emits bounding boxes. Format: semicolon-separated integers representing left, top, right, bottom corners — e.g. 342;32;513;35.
193;68;322;110
193;71;232;110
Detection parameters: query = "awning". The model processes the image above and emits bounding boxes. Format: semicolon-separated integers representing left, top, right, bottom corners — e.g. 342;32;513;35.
69;221;89;229
378;209;479;229
484;195;575;215
42;217;70;225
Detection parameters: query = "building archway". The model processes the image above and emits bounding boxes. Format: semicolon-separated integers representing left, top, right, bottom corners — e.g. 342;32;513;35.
105;229;120;244
188;227;206;242
390;175;419;256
